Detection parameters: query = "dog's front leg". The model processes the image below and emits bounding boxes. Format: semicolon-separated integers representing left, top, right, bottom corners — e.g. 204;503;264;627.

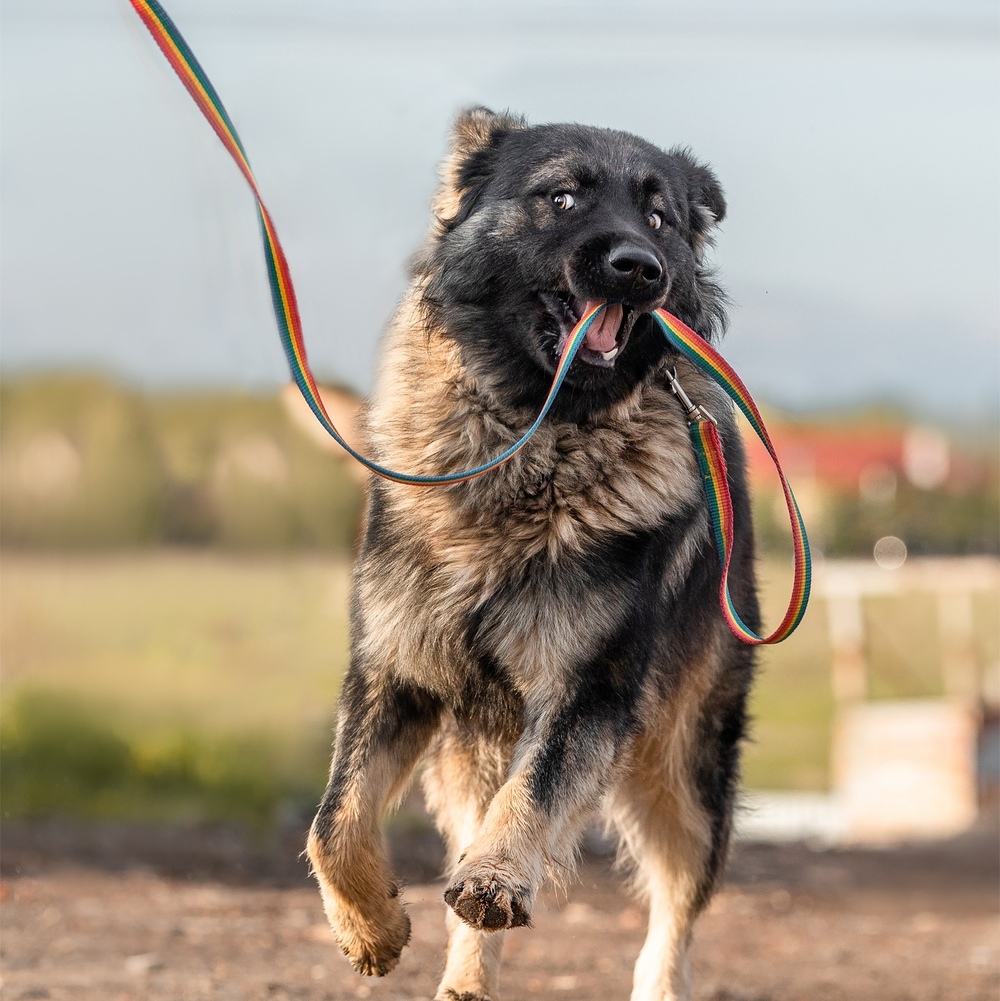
444;663;639;932
307;667;441;976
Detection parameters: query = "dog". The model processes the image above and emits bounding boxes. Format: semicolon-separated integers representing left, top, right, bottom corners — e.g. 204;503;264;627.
306;107;759;1001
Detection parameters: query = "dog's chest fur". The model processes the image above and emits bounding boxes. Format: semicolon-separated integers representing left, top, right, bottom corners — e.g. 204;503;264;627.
354;295;714;696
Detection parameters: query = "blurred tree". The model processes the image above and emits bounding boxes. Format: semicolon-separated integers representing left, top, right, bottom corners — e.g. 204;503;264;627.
152;391;364;551
0;374;365;552
0;375;166;547
824;481;1000;557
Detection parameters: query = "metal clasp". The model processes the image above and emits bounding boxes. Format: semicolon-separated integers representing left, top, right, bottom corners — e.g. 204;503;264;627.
665;367;717;426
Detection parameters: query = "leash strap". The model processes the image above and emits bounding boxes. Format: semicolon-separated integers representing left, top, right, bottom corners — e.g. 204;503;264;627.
127;0;810;642
654;311;812;644
128;0;598;486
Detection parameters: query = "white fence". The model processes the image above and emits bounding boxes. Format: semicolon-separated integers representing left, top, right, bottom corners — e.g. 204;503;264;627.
741;557;999;844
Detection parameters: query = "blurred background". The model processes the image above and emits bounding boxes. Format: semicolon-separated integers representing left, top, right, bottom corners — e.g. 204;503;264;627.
1;1;998;998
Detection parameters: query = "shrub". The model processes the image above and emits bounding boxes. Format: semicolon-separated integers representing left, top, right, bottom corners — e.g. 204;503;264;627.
0;690;322;827
0;375;166;547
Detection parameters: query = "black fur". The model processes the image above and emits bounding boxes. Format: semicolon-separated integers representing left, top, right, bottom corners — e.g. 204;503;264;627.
419;120;729;420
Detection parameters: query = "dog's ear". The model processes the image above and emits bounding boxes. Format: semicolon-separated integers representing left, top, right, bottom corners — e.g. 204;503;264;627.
432;107;526;234
672;149;726;259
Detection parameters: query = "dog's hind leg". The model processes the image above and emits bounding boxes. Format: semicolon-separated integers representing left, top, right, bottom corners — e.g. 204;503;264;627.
307;668;441;977
423;721;513;1001
610;649;750;1001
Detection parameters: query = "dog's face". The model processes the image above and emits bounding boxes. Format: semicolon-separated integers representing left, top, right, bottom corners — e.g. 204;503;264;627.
419;108;728;414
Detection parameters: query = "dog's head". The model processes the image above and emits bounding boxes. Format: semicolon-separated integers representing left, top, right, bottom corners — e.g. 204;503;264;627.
417;108;728;413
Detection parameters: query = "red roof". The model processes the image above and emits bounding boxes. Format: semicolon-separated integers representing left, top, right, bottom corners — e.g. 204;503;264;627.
743;426;904;490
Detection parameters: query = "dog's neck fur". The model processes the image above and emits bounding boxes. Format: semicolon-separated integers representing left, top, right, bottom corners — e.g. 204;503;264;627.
365;288;723;565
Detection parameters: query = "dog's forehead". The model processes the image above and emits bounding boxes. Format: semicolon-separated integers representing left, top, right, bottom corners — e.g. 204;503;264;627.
499;124;678;192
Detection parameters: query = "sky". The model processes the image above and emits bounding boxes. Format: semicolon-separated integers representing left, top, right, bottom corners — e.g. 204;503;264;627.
2;0;998;420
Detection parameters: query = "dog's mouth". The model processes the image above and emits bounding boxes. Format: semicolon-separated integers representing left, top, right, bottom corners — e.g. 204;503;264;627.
543;292;639;369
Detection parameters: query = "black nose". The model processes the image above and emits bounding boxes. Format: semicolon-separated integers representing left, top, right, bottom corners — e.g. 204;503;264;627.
608;245;663;283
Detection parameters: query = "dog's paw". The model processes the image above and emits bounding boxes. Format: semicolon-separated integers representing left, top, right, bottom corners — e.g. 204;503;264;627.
335;897;411;977
444;865;532;931
436;991;495;1001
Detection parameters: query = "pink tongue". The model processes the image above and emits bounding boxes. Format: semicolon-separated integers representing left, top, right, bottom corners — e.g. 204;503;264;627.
582;302;623;353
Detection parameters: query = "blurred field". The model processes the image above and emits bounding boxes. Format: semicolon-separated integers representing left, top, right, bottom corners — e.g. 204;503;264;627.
1;552;351;824
4;551;997;825
1;552;350;731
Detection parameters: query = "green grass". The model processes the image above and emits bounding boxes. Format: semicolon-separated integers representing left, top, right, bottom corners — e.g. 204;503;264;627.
1;551;351;733
2;552;997;822
744;562;836;791
1;689;309;826
0;375;364;551
1;552;350;825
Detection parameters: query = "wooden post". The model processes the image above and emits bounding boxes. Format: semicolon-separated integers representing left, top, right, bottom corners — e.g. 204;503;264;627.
819;558;999;843
938;590;978;702
826;587;867;706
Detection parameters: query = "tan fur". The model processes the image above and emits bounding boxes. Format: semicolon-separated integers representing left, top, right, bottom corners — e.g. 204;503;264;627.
423;727;513;861
307;675;439;977
437;918;506;1001
423;726;513;999
307;769;411;977
431;108;526;233
610;631;729;1001
356;288;720;701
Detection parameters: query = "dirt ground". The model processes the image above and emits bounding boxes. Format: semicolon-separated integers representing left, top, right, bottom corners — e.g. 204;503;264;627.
1;819;997;1001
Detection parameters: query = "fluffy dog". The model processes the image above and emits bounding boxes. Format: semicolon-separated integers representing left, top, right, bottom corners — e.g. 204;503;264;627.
307;108;759;1001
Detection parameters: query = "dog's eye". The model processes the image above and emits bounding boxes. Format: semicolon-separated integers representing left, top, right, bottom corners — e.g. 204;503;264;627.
552;192;576;211
648;211;663;230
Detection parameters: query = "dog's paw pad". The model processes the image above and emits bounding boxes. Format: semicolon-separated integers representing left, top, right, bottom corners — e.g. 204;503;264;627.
443;873;532;931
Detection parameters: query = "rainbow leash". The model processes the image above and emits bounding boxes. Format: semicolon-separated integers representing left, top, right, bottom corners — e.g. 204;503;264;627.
654;311;811;645
128;0;599;486
127;0;810;642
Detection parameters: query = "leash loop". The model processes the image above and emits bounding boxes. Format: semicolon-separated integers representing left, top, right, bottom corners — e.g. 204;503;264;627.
654;312;812;645
127;0;599;487
126;0;811;643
